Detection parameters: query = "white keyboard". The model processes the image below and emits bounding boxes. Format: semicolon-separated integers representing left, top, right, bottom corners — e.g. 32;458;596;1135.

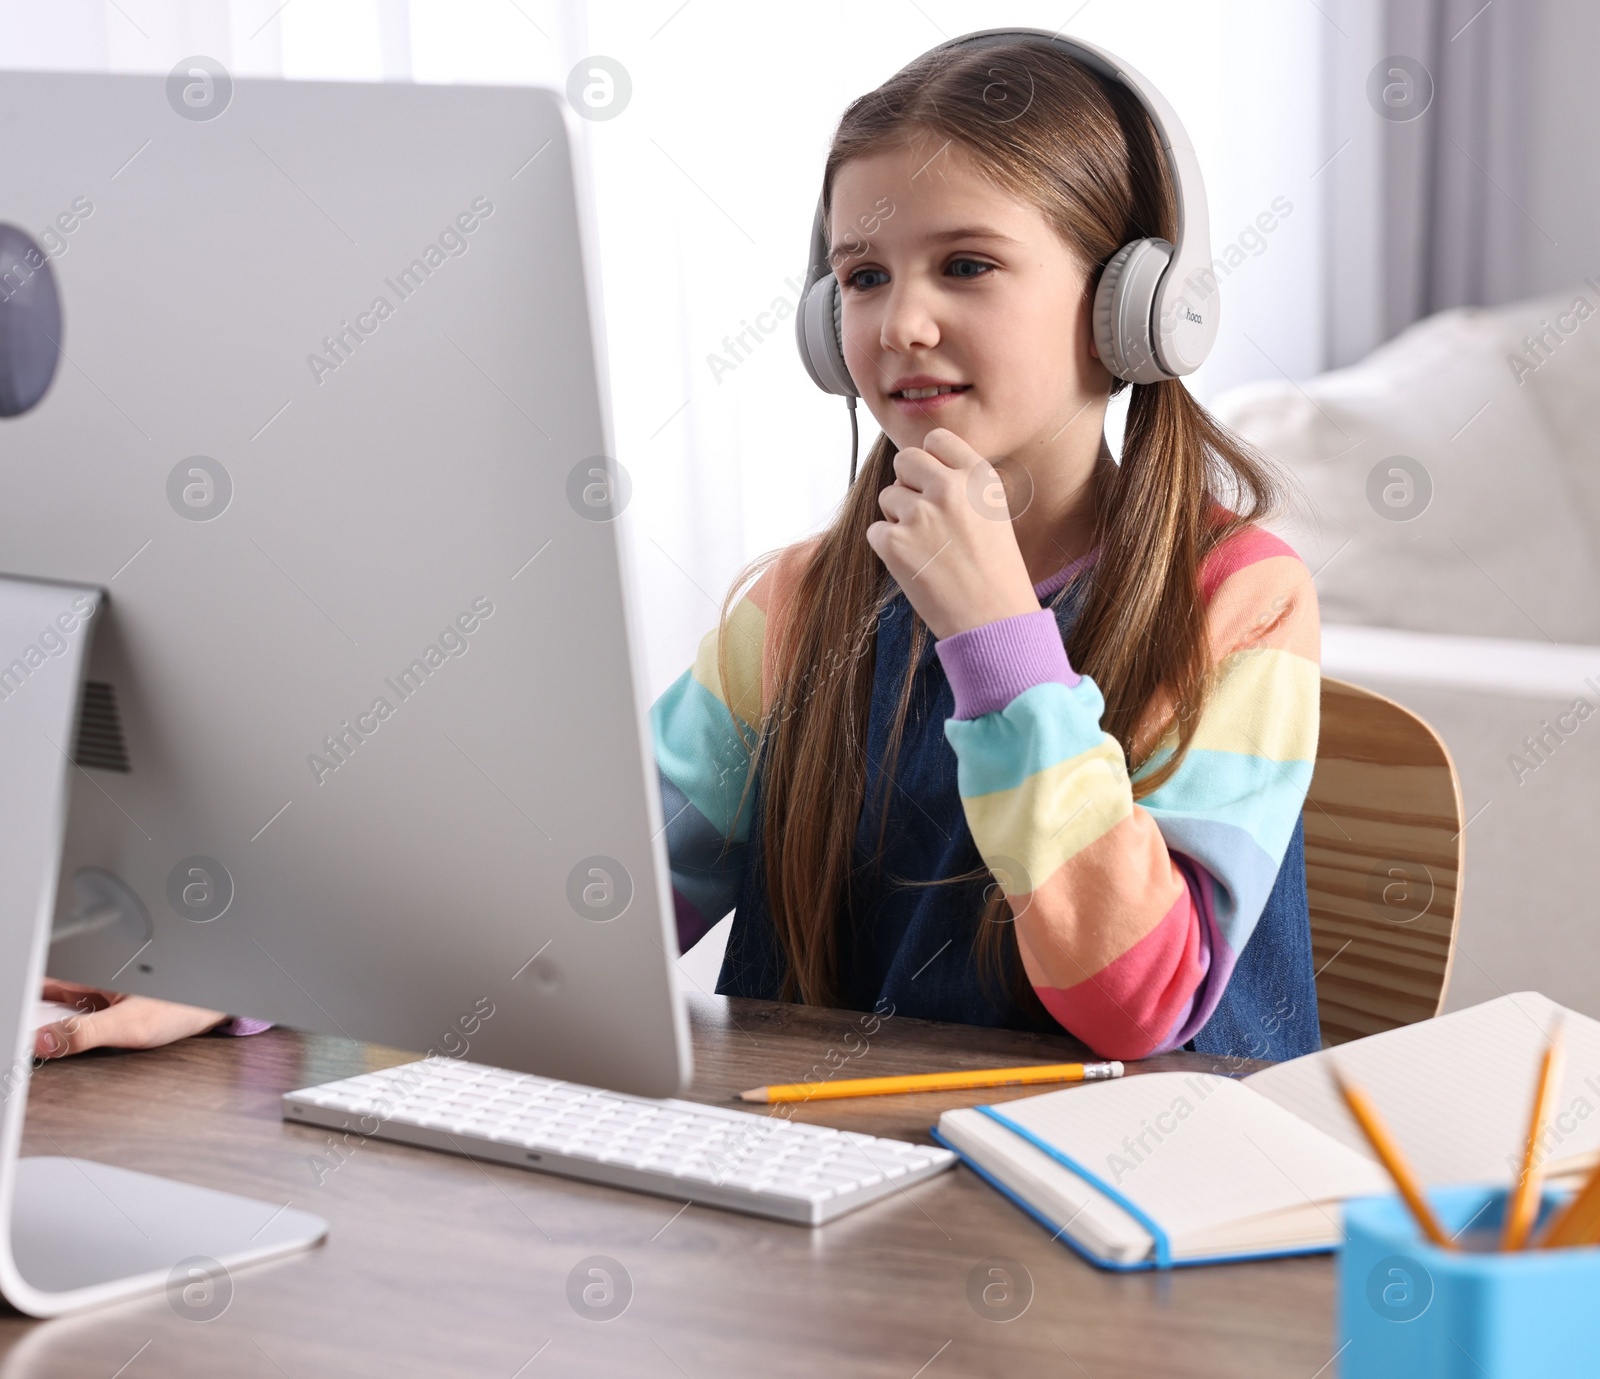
282;1058;955;1225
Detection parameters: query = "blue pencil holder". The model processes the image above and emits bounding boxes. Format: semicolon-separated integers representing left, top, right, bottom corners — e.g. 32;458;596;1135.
1339;1185;1600;1377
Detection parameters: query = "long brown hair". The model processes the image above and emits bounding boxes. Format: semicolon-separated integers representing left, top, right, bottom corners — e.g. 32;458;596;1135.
715;40;1284;1011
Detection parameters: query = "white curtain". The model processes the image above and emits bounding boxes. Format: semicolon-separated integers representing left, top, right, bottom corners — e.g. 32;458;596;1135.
1320;0;1555;365
1379;0;1537;339
0;0;1336;699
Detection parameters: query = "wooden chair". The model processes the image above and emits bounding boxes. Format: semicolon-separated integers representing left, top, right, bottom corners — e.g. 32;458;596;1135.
1301;676;1465;1047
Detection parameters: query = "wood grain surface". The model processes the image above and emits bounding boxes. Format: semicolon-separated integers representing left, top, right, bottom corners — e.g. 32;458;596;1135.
0;996;1338;1378
1304;677;1465;1046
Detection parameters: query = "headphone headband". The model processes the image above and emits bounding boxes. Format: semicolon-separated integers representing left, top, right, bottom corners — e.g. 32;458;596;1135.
795;28;1218;398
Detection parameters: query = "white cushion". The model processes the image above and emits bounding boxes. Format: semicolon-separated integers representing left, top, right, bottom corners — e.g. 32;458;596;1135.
1514;285;1600;543
1210;291;1600;641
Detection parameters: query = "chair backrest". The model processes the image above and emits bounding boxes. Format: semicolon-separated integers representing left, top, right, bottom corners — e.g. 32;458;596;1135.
1302;676;1465;1047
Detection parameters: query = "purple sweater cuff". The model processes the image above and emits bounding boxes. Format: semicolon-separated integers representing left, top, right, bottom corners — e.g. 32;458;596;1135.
673;888;712;955
934;608;1079;720
212;1017;275;1036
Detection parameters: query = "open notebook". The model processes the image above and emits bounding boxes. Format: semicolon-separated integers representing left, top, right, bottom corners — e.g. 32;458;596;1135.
934;992;1600;1269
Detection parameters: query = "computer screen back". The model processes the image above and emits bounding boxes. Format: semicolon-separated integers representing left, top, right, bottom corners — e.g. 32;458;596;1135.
0;70;689;1096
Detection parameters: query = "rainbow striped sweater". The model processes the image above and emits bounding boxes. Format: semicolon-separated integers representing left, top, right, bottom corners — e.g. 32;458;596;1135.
651;525;1321;1060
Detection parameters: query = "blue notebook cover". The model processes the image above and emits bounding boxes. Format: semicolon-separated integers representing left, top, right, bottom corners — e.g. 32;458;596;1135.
932;1103;1342;1272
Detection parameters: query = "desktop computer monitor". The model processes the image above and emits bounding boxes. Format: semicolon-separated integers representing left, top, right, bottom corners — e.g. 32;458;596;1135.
0;70;690;1105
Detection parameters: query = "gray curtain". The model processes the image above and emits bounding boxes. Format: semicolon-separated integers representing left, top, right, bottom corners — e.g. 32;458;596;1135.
1381;0;1539;339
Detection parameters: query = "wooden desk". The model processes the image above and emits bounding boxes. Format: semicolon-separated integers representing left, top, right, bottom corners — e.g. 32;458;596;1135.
0;997;1337;1378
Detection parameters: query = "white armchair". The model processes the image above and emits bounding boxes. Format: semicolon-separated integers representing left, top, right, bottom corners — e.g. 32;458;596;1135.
1212;290;1600;1016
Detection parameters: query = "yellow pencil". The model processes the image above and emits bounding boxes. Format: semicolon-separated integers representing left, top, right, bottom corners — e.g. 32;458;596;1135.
737;1060;1124;1104
1534;1155;1600;1249
1538;1160;1600;1248
1333;1068;1456;1251
1503;1018;1565;1250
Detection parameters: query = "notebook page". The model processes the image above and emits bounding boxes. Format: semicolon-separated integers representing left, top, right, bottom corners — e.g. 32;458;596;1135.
1244;992;1600;1184
986;1071;1388;1246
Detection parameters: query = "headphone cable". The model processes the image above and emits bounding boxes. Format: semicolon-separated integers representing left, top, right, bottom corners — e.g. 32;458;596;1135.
847;395;859;487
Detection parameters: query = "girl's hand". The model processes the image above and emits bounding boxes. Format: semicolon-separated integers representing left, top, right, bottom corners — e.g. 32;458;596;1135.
866;427;1042;640
35;977;228;1059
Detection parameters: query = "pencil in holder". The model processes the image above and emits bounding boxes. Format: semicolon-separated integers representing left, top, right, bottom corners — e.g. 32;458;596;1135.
1339;1184;1600;1377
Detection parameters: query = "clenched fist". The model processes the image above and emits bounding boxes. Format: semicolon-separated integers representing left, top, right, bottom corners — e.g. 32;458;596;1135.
866;427;1042;640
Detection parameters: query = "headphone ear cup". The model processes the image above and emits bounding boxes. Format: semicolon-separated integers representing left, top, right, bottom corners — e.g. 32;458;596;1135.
1093;238;1176;385
797;274;857;397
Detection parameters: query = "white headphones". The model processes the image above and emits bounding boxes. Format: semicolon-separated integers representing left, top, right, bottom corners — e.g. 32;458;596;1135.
794;28;1219;400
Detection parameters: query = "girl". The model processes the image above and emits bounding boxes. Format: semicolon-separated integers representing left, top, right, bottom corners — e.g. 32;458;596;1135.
654;39;1323;1062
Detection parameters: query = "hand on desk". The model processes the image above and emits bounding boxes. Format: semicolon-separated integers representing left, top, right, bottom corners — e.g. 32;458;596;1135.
35;978;228;1059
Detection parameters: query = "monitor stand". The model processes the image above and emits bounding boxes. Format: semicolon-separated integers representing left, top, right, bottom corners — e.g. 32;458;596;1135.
0;576;327;1318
